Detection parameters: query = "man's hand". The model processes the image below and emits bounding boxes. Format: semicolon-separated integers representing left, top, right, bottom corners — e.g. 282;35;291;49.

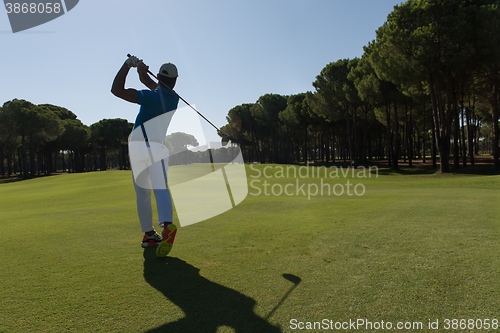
137;61;149;75
126;55;141;68
138;61;158;90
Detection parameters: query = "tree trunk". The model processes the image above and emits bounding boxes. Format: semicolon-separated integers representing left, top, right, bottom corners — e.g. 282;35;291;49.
392;103;399;169
21;135;28;178
100;146;106;171
7;152;12;177
303;124;308;162
422;111;426;163
0;146;4;178
363;107;368;162
492;70;500;168
429;72;450;173
409;106;413;167
475;118;480;155
29;135;36;177
385;103;393;167
346;109;354;165
453;99;460;170
467;95;475;166
352;107;357;163
461;91;467;167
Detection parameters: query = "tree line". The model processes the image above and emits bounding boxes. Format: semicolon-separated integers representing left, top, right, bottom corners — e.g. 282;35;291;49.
0;99;132;179
220;0;500;172
0;100;239;179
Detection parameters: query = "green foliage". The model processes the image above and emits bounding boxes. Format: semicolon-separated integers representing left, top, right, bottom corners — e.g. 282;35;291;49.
0;105;21;152
39;103;78;121
90;118;129;149
312;59;352;121
58;119;90;151
2;99;45;138
252;94;288;135
1;99;64;176
280;93;309;126
165;131;199;154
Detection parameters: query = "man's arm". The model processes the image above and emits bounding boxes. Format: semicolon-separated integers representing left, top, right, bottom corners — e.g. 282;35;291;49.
111;62;137;103
138;62;158;90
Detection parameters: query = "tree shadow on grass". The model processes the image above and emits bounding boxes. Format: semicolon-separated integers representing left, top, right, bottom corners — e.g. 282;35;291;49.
372;156;500;176
143;248;282;333
376;166;500;176
0;173;63;184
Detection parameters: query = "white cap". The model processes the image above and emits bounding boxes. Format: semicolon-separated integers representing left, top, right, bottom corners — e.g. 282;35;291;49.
159;62;178;78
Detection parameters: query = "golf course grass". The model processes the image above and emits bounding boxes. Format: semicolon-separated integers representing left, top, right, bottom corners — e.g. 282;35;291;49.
0;164;499;332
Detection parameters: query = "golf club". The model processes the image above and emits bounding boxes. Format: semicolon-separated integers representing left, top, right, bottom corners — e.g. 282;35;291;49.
127;54;230;146
265;273;302;320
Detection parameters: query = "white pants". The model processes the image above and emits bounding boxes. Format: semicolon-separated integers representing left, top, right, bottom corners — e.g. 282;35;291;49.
132;160;173;232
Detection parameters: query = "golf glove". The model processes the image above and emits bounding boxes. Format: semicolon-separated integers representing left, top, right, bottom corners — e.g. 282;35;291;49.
126;55;141;68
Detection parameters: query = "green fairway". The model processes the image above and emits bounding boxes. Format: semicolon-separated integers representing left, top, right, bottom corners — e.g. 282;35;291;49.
1;165;499;332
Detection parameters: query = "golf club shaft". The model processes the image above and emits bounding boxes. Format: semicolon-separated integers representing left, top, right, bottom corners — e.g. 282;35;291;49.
265;284;298;320
127;54;227;137
265;274;301;320
147;69;224;135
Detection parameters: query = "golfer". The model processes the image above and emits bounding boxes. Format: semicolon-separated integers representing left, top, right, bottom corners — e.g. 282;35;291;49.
111;55;178;257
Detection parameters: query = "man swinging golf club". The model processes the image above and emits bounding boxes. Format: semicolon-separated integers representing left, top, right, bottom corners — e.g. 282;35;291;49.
111;55;178;257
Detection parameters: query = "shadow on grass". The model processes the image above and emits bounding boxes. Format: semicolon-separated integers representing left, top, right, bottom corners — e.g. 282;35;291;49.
0;173;63;184
143;248;282;333
371;156;500;176
287;155;500;176
375;165;500;176
0;176;25;184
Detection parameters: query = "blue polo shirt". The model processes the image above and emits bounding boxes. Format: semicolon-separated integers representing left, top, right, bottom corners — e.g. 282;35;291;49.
133;87;179;129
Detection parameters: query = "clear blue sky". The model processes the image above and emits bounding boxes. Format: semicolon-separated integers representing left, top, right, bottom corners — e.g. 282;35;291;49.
1;0;401;139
